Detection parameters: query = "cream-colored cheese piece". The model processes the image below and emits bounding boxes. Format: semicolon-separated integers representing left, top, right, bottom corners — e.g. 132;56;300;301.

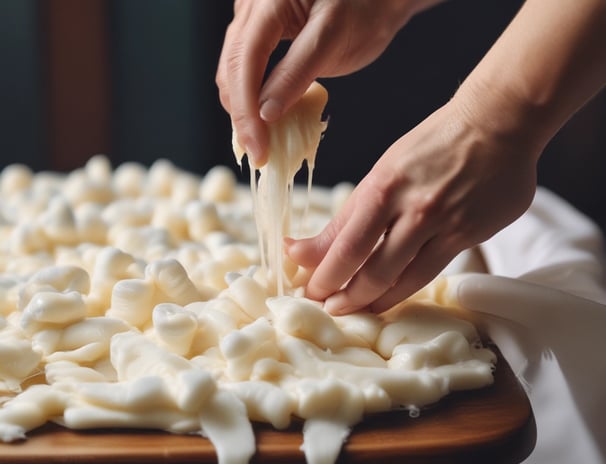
232;81;328;295
0;156;495;464
301;419;351;464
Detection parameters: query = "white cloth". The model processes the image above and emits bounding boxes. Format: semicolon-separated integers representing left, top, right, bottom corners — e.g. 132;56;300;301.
442;187;606;463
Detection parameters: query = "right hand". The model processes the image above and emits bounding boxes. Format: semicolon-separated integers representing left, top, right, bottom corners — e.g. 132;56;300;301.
216;0;438;166
286;91;543;315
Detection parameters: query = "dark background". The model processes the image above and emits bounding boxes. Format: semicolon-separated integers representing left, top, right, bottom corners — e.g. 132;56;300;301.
1;0;605;232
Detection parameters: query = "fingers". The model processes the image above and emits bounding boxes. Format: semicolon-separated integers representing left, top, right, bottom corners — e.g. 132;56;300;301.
285;190;359;268
367;237;458;314
290;208;451;317
323;233;458;316
322;213;434;315
259;11;339;123
216;2;284;166
284;231;333;268
299;194;395;302
217;0;349;163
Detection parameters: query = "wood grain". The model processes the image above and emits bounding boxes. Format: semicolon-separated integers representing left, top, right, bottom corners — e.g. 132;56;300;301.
0;345;535;464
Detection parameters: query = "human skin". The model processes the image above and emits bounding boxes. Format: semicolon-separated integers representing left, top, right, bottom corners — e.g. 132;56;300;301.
216;0;443;167
216;0;606;315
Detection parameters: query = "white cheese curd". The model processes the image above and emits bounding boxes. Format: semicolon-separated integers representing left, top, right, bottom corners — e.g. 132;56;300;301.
0;84;495;464
0;164;33;196
200;165;237;203
0;337;42;393
301;418;351;464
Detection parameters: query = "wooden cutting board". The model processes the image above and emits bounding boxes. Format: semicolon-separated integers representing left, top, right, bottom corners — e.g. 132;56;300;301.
0;344;535;464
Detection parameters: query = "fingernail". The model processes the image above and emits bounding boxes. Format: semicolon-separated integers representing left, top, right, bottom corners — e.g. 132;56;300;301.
244;142;261;168
283;237;295;256
323;292;350;316
260;99;282;122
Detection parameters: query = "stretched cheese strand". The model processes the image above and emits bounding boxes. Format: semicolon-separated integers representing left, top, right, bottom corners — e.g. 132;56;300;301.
198;390;255;464
301;419;350;464
232;82;328;295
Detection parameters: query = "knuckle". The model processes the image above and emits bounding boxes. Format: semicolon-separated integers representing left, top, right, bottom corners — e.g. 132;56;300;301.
215;81;230;112
358;174;396;212
266;63;310;103
449;228;473;251
408;191;446;227
330;238;362;268
306;278;337;301
356;269;394;294
224;40;247;78
230;110;249;128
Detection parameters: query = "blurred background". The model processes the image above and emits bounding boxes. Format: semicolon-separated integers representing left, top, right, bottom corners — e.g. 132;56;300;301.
1;0;605;232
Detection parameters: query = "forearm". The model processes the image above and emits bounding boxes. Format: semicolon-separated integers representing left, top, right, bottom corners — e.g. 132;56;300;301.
454;0;606;155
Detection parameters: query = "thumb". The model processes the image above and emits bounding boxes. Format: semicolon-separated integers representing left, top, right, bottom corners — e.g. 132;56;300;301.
259;18;337;122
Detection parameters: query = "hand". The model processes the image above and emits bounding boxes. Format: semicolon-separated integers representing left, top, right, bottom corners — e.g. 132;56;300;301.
216;0;438;166
286;97;542;315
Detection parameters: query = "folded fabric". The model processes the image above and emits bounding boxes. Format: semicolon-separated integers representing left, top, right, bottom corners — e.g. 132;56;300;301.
439;187;606;463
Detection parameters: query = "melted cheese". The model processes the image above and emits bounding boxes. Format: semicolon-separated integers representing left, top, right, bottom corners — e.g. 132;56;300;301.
232;82;328;295
0;155;496;464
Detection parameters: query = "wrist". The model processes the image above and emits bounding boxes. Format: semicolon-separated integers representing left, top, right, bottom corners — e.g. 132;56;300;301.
451;75;551;164
451;0;606;164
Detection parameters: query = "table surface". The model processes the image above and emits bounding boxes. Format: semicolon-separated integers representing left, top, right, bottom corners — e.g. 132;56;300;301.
0;344;535;464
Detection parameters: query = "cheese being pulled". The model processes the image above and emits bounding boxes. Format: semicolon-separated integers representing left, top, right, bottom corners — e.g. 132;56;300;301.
232;82;328;295
0;99;495;462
